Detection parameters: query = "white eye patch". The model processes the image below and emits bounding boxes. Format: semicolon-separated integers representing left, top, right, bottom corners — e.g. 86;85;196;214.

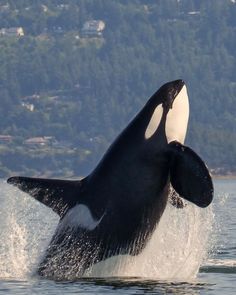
145;105;163;139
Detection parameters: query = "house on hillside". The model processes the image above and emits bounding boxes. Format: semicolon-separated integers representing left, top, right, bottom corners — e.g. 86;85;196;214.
0;4;10;12
24;136;55;147
0;27;24;37
0;135;13;143
21;102;35;112
188;11;200;16
81;20;105;37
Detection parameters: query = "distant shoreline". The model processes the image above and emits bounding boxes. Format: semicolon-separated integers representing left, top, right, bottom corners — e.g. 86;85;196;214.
4;169;236;181
212;174;236;180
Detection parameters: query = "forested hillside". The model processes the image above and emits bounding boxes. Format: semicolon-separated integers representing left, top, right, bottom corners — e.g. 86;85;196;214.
0;0;235;177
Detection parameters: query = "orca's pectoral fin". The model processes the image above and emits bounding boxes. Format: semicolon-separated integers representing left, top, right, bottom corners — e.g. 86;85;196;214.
7;176;84;217
168;141;213;208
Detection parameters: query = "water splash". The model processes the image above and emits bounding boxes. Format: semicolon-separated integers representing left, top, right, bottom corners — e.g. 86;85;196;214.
0;181;214;280
0;181;58;279
207;190;233;263
85;202;214;280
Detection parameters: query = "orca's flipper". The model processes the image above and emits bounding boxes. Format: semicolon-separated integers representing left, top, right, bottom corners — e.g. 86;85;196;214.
7;176;85;217
168;141;213;208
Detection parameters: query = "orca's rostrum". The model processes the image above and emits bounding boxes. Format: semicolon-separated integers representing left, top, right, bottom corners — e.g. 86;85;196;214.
7;80;213;278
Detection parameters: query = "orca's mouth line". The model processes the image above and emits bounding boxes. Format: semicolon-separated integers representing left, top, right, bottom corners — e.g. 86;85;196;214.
162;82;185;111
162;92;175;110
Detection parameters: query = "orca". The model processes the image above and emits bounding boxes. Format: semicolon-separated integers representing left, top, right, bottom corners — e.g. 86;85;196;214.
7;80;213;278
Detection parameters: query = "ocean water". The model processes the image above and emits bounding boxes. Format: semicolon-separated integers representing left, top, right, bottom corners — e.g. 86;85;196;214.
0;178;235;294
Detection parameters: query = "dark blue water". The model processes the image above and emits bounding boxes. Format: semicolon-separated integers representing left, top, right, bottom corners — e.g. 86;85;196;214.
0;179;235;294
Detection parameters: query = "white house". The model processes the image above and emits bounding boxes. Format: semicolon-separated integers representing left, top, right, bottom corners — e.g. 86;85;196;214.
0;27;24;37
81;20;105;37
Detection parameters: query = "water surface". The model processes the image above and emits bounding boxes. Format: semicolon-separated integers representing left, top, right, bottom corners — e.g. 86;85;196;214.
0;179;235;294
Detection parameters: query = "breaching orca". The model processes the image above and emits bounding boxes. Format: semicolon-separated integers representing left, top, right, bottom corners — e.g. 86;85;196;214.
7;80;213;278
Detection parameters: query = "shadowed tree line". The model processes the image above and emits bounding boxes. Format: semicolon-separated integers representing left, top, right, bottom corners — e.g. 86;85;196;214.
0;0;235;176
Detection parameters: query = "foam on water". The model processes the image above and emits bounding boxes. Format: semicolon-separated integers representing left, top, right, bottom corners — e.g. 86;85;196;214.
0;181;58;279
85;201;214;280
0;180;214;280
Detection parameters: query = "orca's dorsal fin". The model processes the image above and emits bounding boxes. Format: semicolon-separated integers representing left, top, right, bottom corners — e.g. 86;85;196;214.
7;176;86;217
168;141;214;208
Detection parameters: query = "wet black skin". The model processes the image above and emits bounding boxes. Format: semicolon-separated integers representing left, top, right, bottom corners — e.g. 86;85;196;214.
7;80;213;278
